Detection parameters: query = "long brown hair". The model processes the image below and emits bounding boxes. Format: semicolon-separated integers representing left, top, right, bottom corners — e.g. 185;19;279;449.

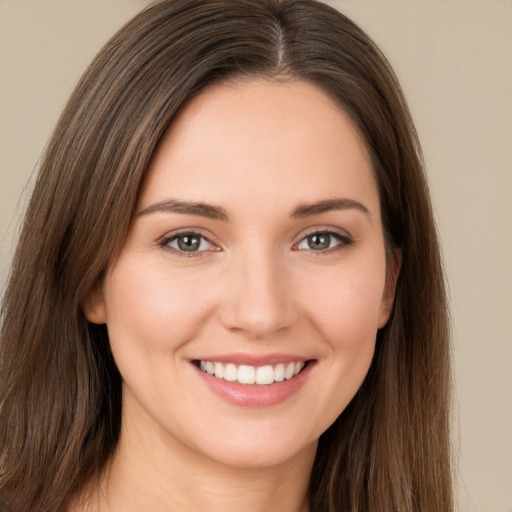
0;1;452;510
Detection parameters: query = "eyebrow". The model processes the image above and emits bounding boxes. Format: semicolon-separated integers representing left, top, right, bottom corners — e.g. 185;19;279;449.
138;197;371;222
291;198;371;220
138;199;230;221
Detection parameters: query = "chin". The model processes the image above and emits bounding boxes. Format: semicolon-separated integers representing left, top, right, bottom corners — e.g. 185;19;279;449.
180;415;321;470
202;439;317;471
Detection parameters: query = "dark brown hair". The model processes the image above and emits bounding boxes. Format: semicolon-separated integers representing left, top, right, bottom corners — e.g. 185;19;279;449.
0;1;452;510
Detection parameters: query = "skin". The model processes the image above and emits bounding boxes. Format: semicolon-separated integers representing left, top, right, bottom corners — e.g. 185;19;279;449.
82;79;399;512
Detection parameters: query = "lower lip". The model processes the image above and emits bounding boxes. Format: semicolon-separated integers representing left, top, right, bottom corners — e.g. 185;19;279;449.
193;362;314;407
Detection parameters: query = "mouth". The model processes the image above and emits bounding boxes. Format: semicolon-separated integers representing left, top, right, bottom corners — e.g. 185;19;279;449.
193;360;310;386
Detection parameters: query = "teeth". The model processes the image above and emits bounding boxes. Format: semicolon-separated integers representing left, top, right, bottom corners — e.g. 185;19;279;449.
256;365;274;385
274;363;285;382
198;360;307;385
206;361;215;375
214;362;224;379
285;362;294;380
224;363;238;382
237;365;255;384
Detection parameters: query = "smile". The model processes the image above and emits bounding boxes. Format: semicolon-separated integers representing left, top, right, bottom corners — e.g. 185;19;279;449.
198;360;306;385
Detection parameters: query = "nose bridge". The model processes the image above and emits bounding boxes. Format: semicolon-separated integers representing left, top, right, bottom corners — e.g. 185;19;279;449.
220;242;294;338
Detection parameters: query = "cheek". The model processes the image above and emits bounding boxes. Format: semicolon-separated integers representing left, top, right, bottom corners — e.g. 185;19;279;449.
298;258;386;421
298;258;387;349
103;261;216;354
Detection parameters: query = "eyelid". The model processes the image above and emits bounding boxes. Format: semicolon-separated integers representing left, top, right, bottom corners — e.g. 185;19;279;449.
296;225;352;241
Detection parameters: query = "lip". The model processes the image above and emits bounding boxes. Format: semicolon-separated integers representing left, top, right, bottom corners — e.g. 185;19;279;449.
191;356;315;408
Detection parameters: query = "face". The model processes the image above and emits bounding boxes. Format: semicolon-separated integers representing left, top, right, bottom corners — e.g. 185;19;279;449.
86;79;398;470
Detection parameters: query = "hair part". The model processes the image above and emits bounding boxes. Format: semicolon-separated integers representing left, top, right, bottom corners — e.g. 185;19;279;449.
0;1;452;511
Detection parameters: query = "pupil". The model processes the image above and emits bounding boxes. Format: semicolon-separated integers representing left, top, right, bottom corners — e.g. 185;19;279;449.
308;234;330;250
178;235;200;251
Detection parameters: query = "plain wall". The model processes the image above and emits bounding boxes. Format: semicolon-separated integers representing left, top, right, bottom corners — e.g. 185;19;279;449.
1;1;511;511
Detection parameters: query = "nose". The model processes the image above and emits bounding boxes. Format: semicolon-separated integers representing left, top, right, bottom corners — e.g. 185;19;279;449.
218;247;296;340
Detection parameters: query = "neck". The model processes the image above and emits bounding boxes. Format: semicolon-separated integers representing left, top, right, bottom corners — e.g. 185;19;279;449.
72;404;316;512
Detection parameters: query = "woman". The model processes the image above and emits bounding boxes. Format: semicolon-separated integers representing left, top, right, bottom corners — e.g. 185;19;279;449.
0;0;452;511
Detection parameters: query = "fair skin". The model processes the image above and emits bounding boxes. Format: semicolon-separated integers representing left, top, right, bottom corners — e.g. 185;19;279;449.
81;79;398;512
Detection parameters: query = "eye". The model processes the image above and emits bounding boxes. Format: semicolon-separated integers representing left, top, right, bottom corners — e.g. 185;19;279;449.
160;232;216;254
295;231;352;252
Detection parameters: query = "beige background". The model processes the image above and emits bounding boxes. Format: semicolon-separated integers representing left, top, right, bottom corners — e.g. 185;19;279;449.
1;1;511;511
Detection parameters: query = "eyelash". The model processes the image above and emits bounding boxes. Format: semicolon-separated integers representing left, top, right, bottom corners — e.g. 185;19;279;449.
158;231;216;258
158;229;353;257
293;229;354;253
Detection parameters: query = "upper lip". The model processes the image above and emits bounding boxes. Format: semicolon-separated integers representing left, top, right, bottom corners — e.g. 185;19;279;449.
191;353;312;366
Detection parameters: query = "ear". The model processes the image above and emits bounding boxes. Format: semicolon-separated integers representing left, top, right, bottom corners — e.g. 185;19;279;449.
378;248;402;328
83;280;107;324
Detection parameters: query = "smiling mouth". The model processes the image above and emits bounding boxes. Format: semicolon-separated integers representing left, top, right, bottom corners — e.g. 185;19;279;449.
193;360;310;386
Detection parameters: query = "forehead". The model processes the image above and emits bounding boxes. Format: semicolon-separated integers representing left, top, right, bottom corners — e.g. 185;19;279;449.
138;79;379;217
